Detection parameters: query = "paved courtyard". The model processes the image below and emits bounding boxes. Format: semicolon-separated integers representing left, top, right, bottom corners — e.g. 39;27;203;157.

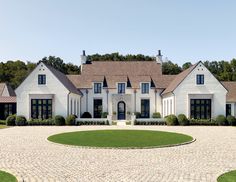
0;126;235;182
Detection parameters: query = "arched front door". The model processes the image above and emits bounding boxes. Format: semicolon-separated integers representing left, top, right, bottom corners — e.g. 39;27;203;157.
117;101;126;120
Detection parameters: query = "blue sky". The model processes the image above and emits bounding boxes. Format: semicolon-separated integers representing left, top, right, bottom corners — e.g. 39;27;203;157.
0;0;235;65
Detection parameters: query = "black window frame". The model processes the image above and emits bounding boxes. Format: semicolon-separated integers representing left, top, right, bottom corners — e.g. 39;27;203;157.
196;74;204;85
93;99;103;118
226;104;232;116
190;99;211;119
31;99;52;119
141;99;150;118
141;83;149;94
94;83;102;94
38;74;46;85
118;83;125;94
0;103;16;120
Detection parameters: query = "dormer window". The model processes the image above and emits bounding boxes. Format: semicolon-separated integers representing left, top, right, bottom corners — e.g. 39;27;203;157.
141;83;149;94
94;83;102;94
196;74;204;85
118;83;125;94
38;74;46;85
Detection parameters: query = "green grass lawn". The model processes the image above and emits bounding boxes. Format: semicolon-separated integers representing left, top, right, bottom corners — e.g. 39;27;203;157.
218;170;236;182
0;125;7;129
0;170;17;182
48;130;193;148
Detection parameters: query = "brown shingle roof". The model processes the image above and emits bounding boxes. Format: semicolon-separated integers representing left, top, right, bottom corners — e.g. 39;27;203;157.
44;64;82;95
162;63;198;95
221;81;236;102
81;61;162;76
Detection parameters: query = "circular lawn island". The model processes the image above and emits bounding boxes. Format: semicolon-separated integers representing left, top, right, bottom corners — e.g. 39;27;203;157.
217;170;236;182
48;130;193;149
0;170;17;182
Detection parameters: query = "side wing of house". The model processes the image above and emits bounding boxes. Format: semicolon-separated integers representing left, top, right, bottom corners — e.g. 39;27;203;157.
15;62;81;119
173;62;227;118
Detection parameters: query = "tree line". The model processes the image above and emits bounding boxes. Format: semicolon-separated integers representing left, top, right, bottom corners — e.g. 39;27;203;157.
0;54;236;89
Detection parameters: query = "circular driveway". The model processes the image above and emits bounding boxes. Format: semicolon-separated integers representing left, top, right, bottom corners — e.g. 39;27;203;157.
0;126;235;182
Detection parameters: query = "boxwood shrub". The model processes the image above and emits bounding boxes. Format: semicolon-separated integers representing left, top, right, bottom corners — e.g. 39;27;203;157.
54;115;65;126
0;120;6;125
134;112;141;119
15;116;27;126
66;115;76;125
227;115;236;126
6;115;16;126
216;115;228;126
81;112;92;118
166;114;178;126
178;114;189;126
101;112;108;118
28;118;55;126
152;112;161;118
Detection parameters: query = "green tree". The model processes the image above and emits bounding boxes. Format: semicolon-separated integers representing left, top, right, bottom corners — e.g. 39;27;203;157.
182;62;192;70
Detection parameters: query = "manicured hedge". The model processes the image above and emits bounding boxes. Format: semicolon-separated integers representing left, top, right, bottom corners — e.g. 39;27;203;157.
77;120;109;125
152;112;161;118
15;115;27;126
6;115;16;126
28;118;55;125
0;120;6;125
166;115;178;125
178;114;189;126
54;115;65;126
134;120;166;125
227;115;236;126
216;115;228;126
66;115;76;125
134;112;141;119
189;119;217;126
101;112;108;118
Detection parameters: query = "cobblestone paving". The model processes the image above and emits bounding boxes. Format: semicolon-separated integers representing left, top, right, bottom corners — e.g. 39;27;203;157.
0;126;235;182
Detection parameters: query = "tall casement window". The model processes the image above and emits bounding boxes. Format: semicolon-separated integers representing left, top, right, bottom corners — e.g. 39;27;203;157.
38;74;46;85
141;99;150;118
0;103;16;120
226;104;232;116
190;99;211;119
118;83;125;94
94;99;102;118
94;83;102;94
141;83;149;94
196;74;204;85
31;99;52;119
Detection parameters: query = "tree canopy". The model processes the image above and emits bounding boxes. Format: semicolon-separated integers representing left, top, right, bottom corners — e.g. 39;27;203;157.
1;54;236;89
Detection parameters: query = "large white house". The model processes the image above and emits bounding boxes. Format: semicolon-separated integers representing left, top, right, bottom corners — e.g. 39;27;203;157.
15;51;236;120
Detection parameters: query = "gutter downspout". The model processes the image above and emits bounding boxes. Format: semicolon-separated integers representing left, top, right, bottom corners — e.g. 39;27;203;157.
67;91;71;117
134;89;137;112
155;89;157;112
106;89;109;113
86;89;88;112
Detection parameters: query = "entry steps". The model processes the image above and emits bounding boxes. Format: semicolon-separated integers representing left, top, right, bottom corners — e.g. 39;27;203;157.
116;120;127;126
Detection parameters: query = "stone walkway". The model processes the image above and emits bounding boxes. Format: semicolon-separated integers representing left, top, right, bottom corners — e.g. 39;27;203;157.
0;126;235;182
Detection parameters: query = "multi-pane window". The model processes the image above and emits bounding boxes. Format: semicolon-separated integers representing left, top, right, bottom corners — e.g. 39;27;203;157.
94;99;102;118
94;83;102;94
31;99;52;119
190;99;211;119
38;74;46;85
226;104;232;116
0;103;16;120
196;74;204;85
141;99;150;118
118;83;125;94
141;83;149;94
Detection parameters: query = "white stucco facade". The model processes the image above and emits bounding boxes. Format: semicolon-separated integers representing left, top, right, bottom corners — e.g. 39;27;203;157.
15;62;81;119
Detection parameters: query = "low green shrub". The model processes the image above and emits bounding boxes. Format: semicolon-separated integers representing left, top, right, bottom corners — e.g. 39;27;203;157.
189;119;217;125
101;112;108;118
66;115;76;125
216;115;228;126
77;120;109;126
81;112;92;118
0;120;6;125
134;112;141;119
178;114;189;126
134;120;166;125
6;115;16;126
152;112;161;118
15;116;27;126
227;115;236;126
54;115;65;126
28;118;55;125
166;115;178;126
